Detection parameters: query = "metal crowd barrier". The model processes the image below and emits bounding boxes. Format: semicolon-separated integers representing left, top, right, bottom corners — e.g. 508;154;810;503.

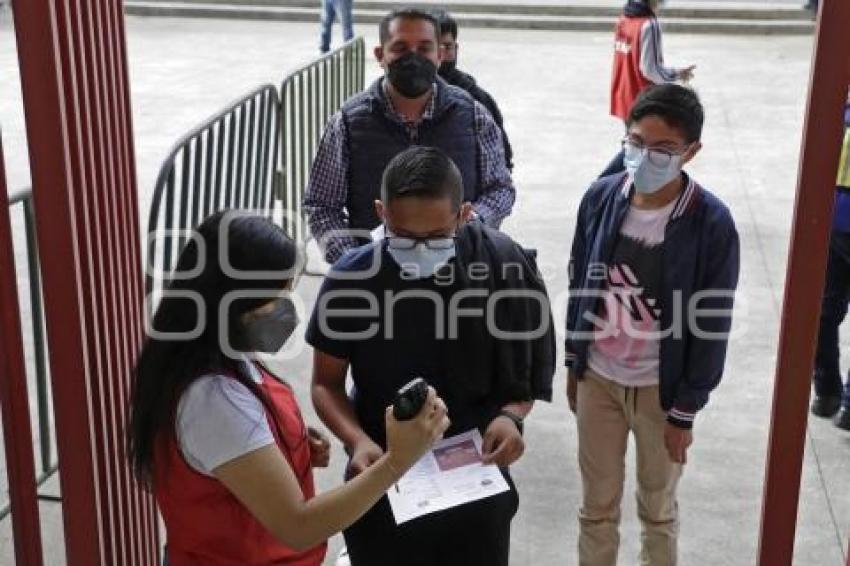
2;186;60;521
146;36;366;299
279;36;366;245
145;84;281;300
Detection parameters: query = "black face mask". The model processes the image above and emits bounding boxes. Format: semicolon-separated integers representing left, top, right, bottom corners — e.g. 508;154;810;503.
438;59;457;77
386;51;437;99
239;297;299;353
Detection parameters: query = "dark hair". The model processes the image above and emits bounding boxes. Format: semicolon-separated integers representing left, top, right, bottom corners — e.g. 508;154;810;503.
379;8;441;45
433;9;458;40
627;84;704;143
380;146;463;212
128;211;299;485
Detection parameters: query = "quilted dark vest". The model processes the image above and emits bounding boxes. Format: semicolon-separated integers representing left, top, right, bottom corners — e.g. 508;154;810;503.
341;77;480;231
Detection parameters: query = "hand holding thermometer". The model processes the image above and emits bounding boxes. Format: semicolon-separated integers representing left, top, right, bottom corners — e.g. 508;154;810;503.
392;378;430;421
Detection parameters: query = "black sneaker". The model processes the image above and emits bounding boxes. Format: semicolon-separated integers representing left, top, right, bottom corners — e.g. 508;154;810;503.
835;408;850;431
811;395;841;418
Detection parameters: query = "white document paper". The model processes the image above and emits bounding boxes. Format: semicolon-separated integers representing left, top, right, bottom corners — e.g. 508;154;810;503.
387;429;510;525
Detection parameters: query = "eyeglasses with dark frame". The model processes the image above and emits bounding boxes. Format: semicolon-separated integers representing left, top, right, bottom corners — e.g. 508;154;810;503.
386;235;457;251
622;136;692;168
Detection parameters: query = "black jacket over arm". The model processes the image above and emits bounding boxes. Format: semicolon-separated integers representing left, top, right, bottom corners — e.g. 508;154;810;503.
447;222;555;407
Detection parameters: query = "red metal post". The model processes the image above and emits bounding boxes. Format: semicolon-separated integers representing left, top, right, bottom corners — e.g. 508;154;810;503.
0;134;45;565
757;0;850;564
12;0;159;564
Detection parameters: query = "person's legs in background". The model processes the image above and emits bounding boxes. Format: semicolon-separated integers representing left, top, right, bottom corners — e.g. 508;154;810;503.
336;0;354;43
319;0;336;53
803;0;819;16
813;230;850;419
829;230;850;430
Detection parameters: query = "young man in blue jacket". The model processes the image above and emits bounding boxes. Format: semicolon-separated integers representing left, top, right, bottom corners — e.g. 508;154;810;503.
565;84;739;566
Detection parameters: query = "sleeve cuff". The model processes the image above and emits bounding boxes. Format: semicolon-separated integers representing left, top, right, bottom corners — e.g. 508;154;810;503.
667;408;696;429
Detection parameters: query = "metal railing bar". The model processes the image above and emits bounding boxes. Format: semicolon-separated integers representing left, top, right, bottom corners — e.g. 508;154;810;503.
177;148;192;254
202;129;215;218
234;104;247;210
162;167;176;277
213;118;225;213
243;97;257;210
22;198;52;476
0;447;60;521
190;136;203;231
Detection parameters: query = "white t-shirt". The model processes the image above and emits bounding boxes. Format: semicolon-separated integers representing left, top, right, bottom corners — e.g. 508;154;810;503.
175;361;275;476
587;199;676;387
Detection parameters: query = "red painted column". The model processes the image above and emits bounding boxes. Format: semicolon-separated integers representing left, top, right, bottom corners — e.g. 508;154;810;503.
757;0;850;564
0;135;44;565
12;1;159;564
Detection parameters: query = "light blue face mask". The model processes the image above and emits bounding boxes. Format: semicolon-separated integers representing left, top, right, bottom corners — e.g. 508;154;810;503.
385;229;457;279
624;142;685;194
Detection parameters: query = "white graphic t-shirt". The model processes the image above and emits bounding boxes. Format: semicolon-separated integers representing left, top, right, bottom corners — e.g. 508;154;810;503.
587;199;676;387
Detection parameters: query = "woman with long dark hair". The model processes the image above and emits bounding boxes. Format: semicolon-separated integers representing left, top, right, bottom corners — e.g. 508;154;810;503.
128;211;448;565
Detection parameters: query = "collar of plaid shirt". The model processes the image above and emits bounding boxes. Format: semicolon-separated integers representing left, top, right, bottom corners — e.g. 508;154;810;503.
381;78;438;125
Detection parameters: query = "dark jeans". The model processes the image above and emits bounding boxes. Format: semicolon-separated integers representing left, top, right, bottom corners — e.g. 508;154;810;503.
319;0;354;53
814;229;850;408
343;467;518;566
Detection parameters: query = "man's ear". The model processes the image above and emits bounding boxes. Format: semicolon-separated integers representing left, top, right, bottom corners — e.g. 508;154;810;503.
375;200;386;222
460;202;474;222
682;141;702;165
375;46;385;68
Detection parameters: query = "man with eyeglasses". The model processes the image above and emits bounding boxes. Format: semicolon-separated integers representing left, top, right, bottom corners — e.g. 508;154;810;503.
565;84;739;566
433;10;513;171
304;7;516;266
307;146;555;566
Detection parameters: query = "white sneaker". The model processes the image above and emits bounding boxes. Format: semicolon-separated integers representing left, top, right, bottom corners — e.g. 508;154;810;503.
334;547;351;566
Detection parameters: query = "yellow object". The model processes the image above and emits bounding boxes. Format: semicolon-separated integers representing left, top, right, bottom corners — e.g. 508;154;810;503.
838;127;850;188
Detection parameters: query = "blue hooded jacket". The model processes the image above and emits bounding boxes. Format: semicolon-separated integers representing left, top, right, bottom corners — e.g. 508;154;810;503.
565;171;740;429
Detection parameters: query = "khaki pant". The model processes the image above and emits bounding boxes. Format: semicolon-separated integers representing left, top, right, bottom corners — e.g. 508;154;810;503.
577;369;683;566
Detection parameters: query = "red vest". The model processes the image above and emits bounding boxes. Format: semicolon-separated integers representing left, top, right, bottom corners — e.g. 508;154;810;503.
154;365;327;565
610;15;654;121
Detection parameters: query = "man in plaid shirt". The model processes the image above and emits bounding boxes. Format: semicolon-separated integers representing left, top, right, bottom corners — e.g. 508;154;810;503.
303;7;516;265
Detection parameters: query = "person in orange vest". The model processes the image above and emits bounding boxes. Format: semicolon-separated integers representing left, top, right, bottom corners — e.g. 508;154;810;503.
128;211;449;566
811;94;850;431
599;0;695;178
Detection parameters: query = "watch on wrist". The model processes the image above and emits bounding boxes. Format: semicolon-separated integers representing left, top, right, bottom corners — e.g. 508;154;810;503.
498;410;525;435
